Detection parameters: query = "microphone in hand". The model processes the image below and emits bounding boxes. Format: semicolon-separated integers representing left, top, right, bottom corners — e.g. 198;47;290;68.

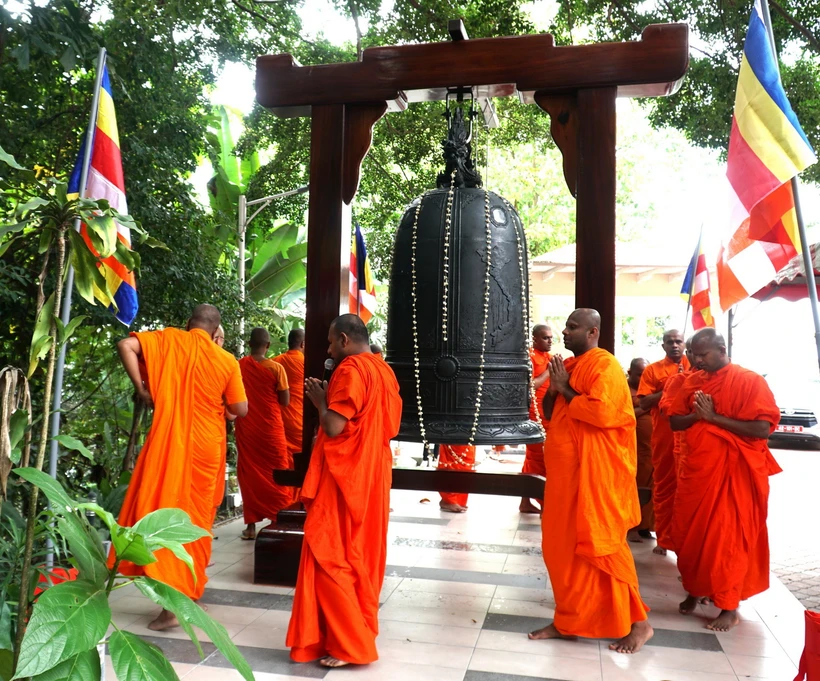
323;358;335;383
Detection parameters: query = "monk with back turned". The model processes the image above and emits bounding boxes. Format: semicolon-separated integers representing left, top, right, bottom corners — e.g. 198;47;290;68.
529;308;652;653
235;327;294;540
114;304;247;630
287;314;402;668
273;328;306;457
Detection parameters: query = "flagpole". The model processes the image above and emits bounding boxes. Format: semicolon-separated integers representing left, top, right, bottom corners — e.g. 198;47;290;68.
759;1;820;373
45;47;107;564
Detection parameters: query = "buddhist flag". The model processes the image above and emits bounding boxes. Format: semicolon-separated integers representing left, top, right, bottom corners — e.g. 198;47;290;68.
349;224;376;324
67;65;138;326
717;0;816;311
681;237;714;330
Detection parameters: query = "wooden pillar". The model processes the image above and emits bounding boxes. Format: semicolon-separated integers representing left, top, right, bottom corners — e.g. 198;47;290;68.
575;87;617;352
300;104;348;470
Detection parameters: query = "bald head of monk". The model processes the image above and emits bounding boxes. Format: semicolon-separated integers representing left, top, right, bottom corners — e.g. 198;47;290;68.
249;327;271;357
627;357;648;390
187;304;221;338
288;328;305;352
684;336;695;366
661;329;685;363
690;328;729;373
532;324;553;353
328;314;370;365
562;308;600;357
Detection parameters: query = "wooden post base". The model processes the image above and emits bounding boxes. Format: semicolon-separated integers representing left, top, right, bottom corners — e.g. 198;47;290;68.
253;504;307;586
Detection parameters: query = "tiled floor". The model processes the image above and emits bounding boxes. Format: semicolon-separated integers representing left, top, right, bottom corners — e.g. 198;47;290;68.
105;451;807;681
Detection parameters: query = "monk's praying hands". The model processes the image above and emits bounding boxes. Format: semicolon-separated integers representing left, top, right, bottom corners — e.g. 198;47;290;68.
305;377;328;410
693;390;715;421
548;355;569;392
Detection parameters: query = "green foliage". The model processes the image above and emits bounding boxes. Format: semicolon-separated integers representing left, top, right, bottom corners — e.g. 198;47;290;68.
10;468;253;681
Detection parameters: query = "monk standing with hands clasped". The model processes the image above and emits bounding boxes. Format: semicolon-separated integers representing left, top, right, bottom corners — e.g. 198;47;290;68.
287;314;402;668
669;328;781;632
529;309;652;653
520;323;553;514
637;329;689;555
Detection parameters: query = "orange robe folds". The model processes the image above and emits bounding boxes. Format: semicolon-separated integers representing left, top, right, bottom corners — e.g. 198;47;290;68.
543;347;648;638
273;350;305;455
524;349;551;481
438;445;476;507
668;362;781;610
637;356;689;550
287;354;402;664
631;385;654;531
114;328;246;599
235;357;294;524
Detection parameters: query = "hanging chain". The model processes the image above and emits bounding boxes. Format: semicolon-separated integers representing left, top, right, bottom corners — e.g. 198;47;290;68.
467;190;493;445
441;170;457;342
410;197;428;448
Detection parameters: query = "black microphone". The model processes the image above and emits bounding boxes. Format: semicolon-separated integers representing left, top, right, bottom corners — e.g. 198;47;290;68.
322;358;335;383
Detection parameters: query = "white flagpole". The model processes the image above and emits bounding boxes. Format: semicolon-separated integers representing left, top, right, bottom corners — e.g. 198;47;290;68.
45;47;107;564
758;1;820;373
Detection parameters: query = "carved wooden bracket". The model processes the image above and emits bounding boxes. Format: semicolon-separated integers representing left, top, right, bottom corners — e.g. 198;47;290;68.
342;101;389;205
534;92;578;198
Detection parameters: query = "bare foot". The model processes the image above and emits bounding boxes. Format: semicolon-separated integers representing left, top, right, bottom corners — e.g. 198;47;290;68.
609;620;653;654
147;609;179;631
519;499;541;514
652;546;667;556
627;529;644;543
706;610;740;632
241;523;256;540
319;656;350;668
638;529;653;539
679;594;698;615
439;501;466;513
528;623;577;641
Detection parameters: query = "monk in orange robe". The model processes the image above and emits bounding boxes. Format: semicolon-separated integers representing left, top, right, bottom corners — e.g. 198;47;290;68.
637;329;689;555
521;323;553;514
273;328;305;456
626;357;654;543
236;327;293;540
669;328;781;632
530;309;652;653
114;304;248;630
287;314;402;668
437;444;476;512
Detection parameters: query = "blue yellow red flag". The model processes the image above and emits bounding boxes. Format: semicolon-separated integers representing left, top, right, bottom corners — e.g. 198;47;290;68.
348;224;376;324
717;0;816;311
67;65;138;326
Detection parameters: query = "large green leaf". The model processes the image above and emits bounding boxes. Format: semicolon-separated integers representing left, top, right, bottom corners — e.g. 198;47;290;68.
250;222;300;276
86;215;118;258
29;292;55;377
0;222;28;239
14;468;76;514
112;529;156;567
108;631;180;681
0;145;26;171
132;509;210;546
67;230;108;307
0;601;11;650
56;517;108;588
53;435;93;461
246;241;308;303
13;581;110;679
0;650;13;681
30;648;101;681
133;578;254;681
8;409;28;452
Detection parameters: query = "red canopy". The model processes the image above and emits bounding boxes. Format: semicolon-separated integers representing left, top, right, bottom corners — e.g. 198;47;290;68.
752;244;820;302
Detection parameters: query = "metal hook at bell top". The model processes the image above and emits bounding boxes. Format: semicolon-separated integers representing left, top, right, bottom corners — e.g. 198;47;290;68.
445;87;477;144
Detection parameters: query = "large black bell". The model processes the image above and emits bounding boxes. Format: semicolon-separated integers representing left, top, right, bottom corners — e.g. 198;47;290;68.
385;107;543;446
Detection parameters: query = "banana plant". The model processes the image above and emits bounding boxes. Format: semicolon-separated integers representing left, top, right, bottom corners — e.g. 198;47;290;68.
7;468;254;681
